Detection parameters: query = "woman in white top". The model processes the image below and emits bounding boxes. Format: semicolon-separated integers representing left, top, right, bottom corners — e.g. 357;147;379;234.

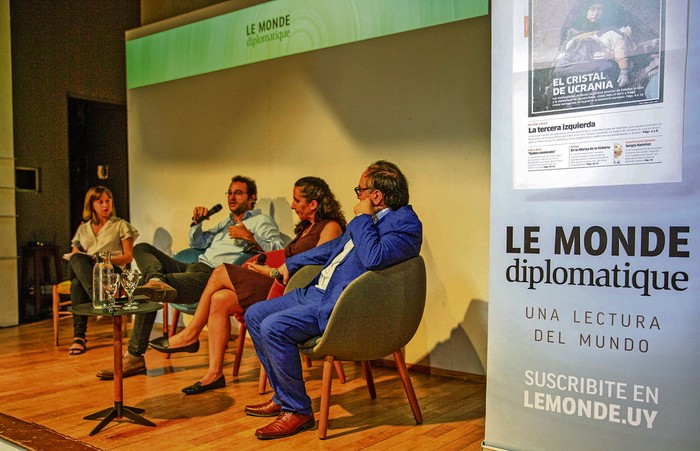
67;186;138;355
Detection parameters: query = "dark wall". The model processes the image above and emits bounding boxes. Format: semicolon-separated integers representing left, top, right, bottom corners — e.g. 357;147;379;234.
67;97;129;235
10;0;140;253
140;0;248;25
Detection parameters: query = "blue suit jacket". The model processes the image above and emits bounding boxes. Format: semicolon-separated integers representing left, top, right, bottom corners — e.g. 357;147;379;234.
285;205;422;330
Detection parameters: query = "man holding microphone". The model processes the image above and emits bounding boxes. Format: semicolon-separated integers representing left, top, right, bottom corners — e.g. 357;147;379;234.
96;175;284;379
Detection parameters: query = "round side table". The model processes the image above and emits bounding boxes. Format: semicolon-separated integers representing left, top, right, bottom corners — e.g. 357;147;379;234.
71;298;161;436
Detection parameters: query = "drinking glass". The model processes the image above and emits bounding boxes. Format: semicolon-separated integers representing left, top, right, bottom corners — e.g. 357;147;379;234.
121;269;141;311
103;272;120;311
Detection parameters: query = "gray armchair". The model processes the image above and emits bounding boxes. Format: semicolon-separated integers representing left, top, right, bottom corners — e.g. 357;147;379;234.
298;256;427;439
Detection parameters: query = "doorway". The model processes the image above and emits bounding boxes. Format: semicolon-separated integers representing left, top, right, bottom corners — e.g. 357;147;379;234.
68;97;130;234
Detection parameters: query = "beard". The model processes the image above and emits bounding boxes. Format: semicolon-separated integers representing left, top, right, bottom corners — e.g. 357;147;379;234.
230;201;251;216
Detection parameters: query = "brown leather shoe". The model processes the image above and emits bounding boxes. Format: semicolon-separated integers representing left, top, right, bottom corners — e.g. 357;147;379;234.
96;353;146;380
255;412;315;440
135;279;178;303
245;399;282;417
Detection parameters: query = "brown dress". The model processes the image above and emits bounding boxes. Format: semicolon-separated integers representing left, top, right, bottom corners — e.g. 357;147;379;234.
225;220;331;310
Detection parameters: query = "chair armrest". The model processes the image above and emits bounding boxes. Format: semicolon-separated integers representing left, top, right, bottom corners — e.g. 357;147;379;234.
284;265;324;294
266;280;286;300
169;302;198;315
173;248;205;264
230;251;257;265
242;248;286;267
301;256;426;361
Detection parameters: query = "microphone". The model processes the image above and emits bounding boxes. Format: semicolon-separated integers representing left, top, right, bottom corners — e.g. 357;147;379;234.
191;204;223;227
254;253;283;282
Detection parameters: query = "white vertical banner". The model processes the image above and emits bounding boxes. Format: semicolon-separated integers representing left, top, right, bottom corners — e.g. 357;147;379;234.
485;1;699;450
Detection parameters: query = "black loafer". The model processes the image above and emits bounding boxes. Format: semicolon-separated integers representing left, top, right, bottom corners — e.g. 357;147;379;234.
149;336;200;354
182;375;226;395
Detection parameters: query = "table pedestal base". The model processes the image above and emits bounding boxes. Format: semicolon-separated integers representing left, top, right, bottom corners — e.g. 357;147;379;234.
71;301;161;436
84;401;155;436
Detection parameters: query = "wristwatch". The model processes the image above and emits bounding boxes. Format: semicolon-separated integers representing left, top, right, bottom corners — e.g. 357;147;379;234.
270;268;280;279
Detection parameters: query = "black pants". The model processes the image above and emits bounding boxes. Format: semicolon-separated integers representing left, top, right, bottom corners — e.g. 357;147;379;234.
127;243;213;356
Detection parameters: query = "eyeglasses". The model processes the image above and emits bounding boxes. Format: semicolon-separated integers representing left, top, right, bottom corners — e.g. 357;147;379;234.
225;190;248;196
354;185;373;198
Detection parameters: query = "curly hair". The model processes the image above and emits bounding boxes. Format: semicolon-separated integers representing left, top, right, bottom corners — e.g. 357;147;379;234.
231;175;258;208
365;160;410;210
82;186;116;223
293;176;346;235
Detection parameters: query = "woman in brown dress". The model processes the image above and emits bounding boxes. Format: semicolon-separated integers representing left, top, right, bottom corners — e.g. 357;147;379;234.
151;177;346;394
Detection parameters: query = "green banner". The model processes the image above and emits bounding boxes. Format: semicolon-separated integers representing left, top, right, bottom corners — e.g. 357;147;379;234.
126;0;488;88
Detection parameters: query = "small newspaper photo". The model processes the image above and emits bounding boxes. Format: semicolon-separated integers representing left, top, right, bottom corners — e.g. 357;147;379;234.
530;0;663;116
512;0;686;190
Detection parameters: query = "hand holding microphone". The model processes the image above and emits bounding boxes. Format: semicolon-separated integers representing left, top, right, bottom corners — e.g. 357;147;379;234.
245;254;285;284
191;204;223;227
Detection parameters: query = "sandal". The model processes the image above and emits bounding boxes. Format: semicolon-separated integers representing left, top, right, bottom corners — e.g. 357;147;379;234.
68;337;87;355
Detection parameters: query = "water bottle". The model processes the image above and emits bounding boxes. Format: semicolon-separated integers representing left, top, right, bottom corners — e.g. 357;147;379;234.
92;251;113;309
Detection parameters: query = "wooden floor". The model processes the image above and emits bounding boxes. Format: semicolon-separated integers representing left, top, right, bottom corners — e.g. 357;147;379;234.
0;316;485;450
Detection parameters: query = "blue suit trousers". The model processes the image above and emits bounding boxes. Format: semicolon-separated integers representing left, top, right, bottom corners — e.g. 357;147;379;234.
244;286;326;414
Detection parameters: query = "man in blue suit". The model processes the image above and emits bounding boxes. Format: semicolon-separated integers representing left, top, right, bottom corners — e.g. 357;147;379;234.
244;160;423;440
